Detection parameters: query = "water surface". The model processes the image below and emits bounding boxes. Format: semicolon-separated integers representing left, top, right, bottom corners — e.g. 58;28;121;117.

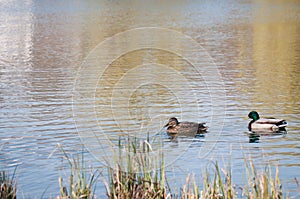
0;0;300;197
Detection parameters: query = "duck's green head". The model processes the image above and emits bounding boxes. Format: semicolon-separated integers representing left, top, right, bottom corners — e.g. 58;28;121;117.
248;111;260;121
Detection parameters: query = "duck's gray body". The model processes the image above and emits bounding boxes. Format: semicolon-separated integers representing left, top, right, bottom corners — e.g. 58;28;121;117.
164;117;207;135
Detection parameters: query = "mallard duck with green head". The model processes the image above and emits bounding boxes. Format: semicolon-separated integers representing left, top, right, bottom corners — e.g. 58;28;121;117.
164;117;207;135
248;111;287;131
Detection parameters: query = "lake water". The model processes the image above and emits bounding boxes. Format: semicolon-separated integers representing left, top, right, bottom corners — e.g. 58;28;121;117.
1;0;300;198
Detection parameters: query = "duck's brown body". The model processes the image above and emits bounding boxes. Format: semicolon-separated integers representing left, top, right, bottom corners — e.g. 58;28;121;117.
164;117;207;135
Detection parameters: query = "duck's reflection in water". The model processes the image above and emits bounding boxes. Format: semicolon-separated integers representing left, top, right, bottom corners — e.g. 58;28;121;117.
246;130;287;143
167;131;206;141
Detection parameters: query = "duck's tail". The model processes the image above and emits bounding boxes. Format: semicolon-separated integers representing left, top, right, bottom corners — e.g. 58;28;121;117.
277;120;287;128
199;123;208;131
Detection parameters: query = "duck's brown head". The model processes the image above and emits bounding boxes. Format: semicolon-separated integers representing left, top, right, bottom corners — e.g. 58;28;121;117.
164;117;179;128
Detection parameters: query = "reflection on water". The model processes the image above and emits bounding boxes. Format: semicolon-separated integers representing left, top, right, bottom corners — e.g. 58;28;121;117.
0;0;300;197
247;130;288;143
95;49;211;137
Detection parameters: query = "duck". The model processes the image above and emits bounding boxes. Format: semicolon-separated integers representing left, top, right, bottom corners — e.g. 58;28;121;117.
164;117;207;135
248;111;287;131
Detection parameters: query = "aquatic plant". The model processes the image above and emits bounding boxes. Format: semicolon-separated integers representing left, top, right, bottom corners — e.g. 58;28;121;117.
242;158;284;199
57;146;99;199
103;136;296;199
0;168;17;199
0;144;298;199
103;136;168;199
178;158;290;199
198;162;236;199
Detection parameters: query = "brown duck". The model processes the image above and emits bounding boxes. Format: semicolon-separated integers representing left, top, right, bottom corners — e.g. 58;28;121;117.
164;117;207;135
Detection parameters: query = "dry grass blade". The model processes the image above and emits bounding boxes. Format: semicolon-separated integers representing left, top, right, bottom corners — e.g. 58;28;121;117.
295;177;300;193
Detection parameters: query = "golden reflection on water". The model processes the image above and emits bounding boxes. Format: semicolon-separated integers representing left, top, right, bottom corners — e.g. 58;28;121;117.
251;1;300;113
95;48;209;137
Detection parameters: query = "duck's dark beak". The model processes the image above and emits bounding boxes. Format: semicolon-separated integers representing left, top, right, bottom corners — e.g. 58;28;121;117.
164;122;169;127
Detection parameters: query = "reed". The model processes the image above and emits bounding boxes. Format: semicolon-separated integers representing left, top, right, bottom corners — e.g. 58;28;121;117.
242;158;284;199
183;162;237;199
0;168;17;199
189;160;291;199
177;159;290;199
103;137;297;199
104;136;168;199
57;146;99;199
1;143;297;198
